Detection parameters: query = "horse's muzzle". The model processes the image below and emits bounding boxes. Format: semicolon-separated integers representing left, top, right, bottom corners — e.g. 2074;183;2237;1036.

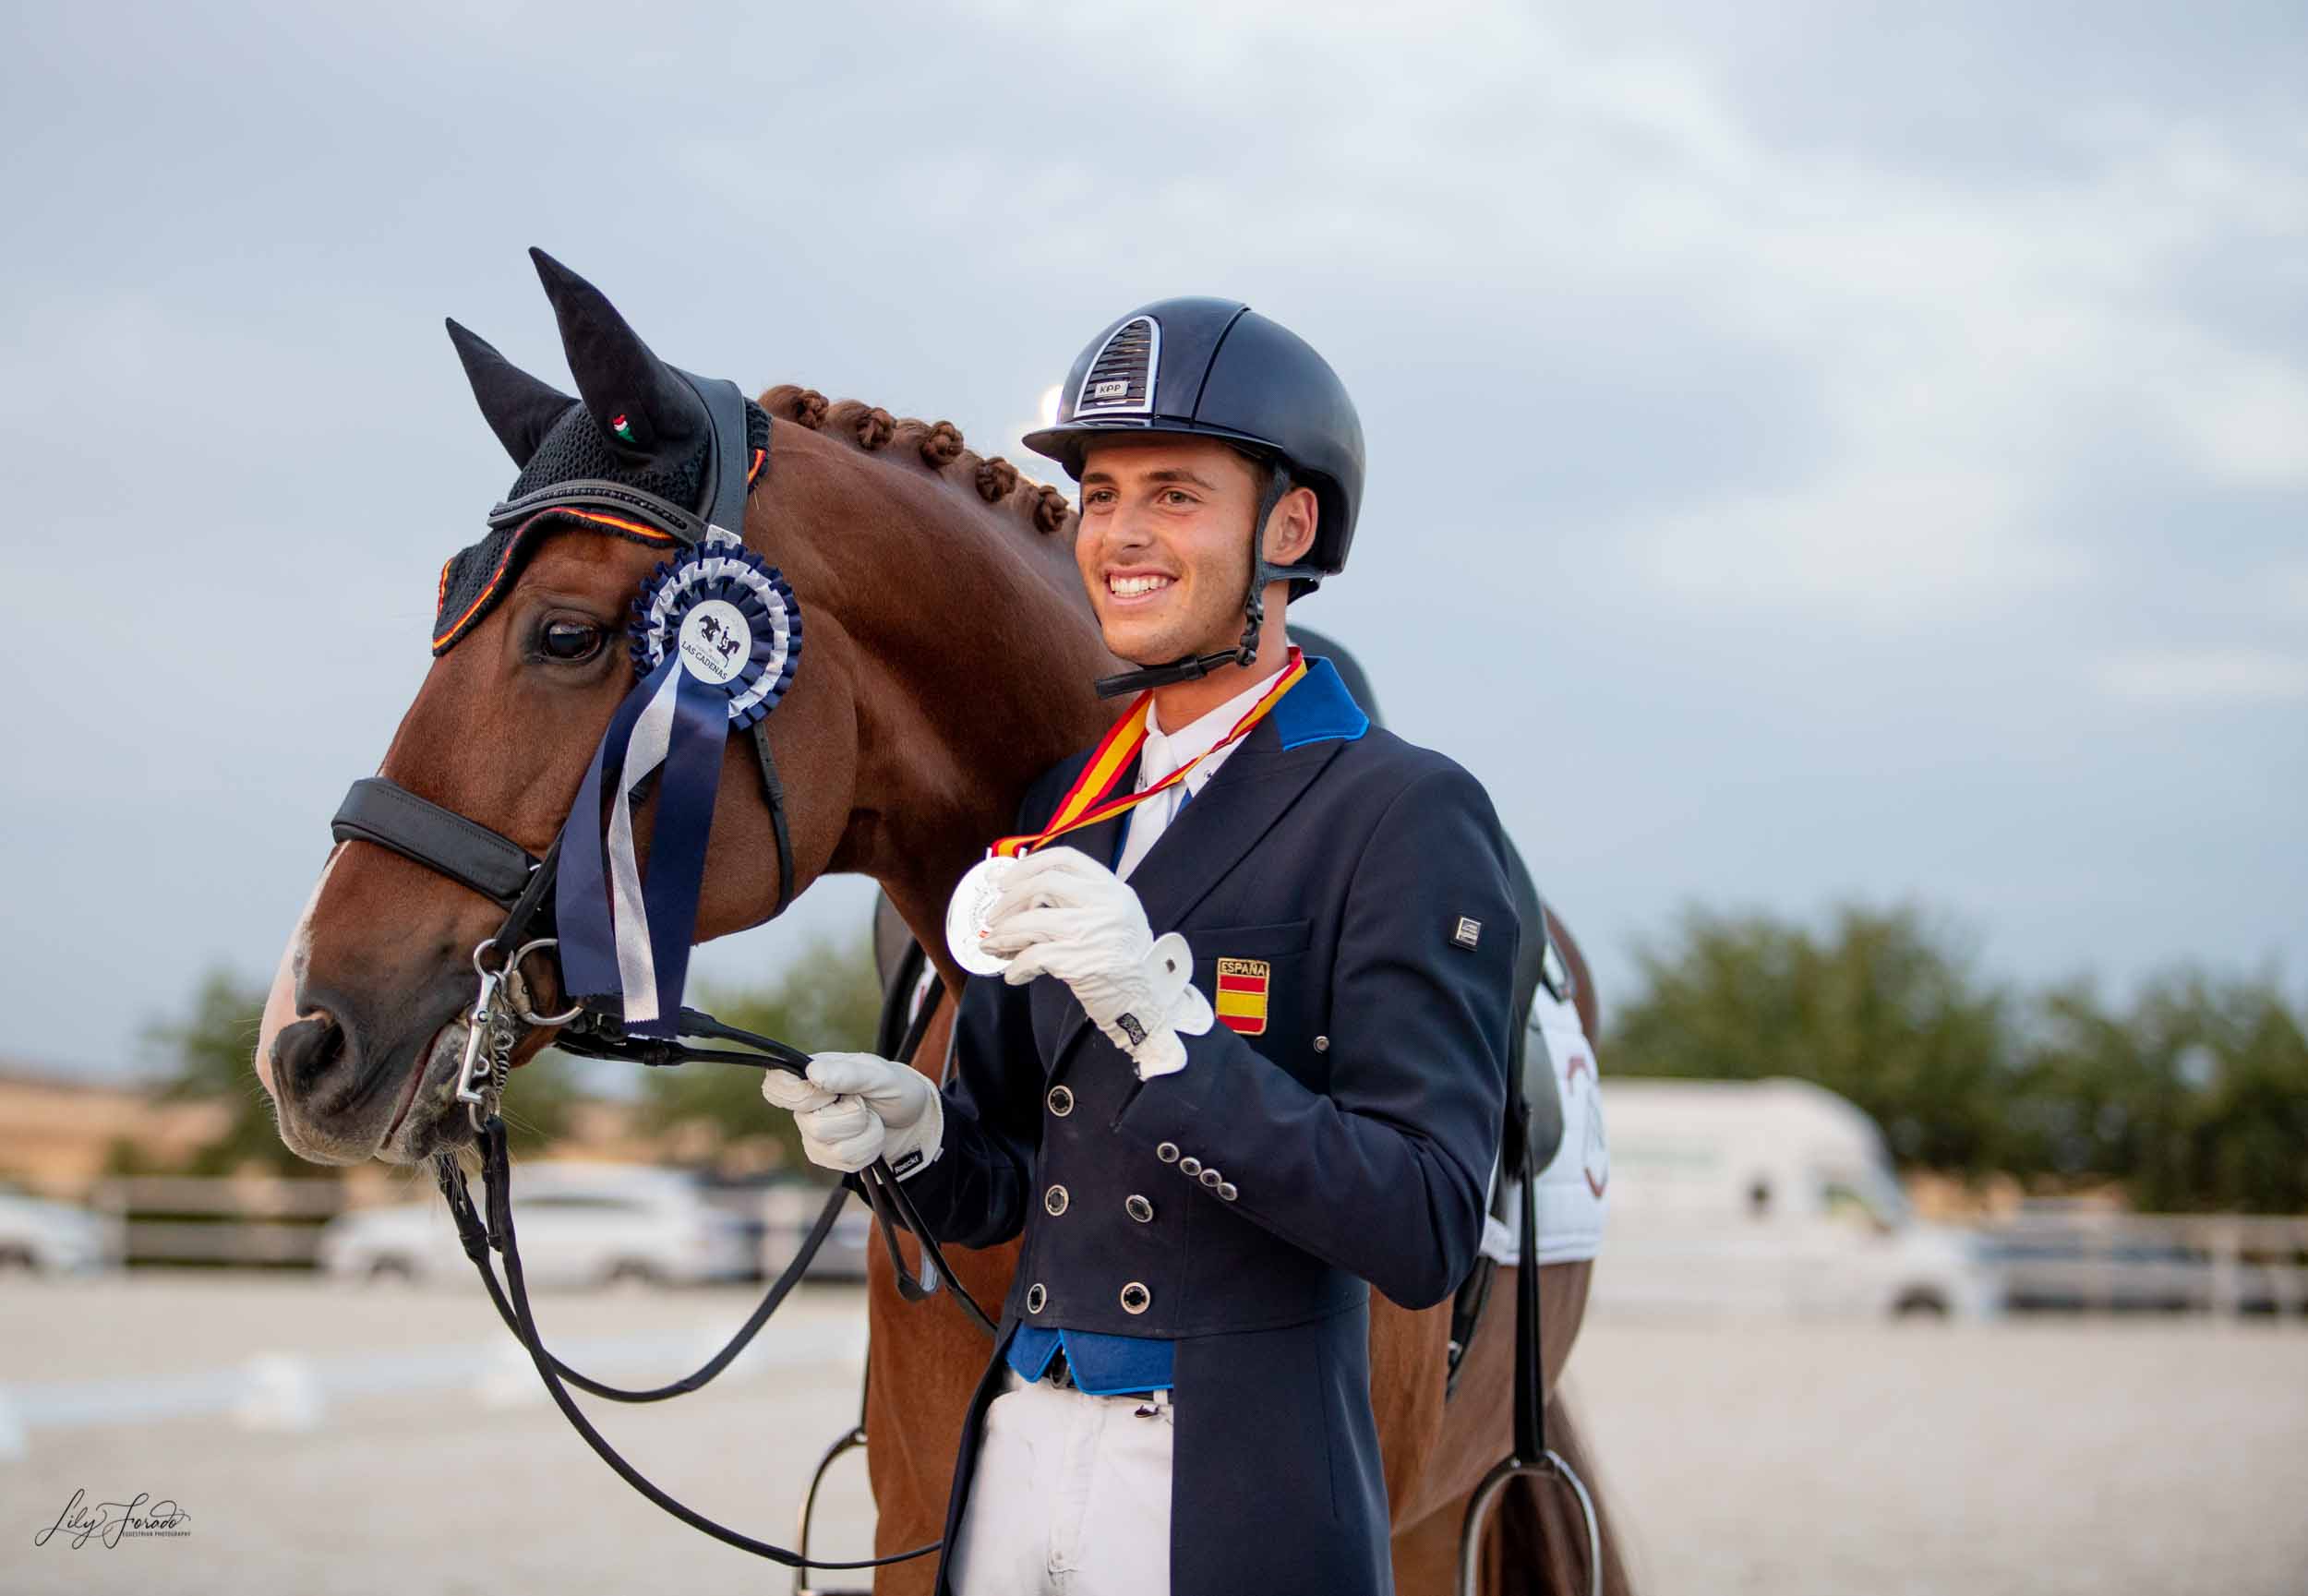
270;975;473;1164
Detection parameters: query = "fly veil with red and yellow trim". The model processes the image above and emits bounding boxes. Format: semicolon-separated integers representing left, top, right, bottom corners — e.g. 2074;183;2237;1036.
429;248;773;655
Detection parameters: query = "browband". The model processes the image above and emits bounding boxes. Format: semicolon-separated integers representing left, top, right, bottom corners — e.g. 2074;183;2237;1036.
486;476;712;542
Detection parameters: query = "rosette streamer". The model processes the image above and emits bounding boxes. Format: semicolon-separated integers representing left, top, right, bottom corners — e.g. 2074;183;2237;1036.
558;530;801;1034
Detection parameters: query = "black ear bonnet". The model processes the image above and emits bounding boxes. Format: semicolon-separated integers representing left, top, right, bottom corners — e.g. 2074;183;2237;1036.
431;249;772;655
432;400;770;654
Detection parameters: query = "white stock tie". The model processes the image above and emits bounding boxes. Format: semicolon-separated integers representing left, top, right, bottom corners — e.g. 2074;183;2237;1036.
1112;738;1181;883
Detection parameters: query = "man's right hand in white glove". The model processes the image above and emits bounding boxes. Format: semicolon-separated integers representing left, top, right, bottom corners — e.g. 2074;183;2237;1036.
761;1051;944;1180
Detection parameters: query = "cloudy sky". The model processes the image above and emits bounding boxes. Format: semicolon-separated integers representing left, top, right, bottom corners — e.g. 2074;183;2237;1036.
3;2;2302;1078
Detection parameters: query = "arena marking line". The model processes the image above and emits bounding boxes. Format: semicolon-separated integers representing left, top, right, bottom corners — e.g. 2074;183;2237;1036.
0;1319;866;1438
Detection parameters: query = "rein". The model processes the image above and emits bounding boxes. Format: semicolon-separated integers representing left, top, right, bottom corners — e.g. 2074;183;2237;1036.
329;373;993;1572
433;981;990;1573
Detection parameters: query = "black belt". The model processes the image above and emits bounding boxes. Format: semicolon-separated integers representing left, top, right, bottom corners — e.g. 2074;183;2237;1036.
1025;1347;1172;1401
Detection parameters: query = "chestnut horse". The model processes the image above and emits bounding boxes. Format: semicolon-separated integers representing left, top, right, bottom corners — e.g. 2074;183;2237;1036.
254;366;1629;1592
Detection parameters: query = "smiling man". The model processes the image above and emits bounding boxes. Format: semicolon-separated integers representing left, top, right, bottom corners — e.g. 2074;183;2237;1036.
1075;439;1307;723
763;298;1520;1596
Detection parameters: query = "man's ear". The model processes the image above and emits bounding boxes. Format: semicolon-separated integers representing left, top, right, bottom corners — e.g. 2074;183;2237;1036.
1264;485;1320;567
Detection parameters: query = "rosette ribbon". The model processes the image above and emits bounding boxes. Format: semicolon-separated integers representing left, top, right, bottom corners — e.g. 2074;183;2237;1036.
557;529;801;1036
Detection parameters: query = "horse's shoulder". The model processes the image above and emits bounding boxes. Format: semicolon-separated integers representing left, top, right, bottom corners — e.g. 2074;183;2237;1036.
1016;744;1100;832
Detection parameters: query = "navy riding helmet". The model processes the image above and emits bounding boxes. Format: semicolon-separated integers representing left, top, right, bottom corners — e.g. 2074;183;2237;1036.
1022;298;1365;602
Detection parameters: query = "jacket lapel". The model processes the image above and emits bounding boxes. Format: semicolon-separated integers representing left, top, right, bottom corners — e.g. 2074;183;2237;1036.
1051;716;1345;1067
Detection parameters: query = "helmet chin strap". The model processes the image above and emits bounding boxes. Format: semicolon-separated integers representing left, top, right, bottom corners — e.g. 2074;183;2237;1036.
1094;465;1298;700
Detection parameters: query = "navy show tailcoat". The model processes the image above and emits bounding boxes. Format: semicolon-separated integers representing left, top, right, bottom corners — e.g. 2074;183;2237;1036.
902;655;1519;1596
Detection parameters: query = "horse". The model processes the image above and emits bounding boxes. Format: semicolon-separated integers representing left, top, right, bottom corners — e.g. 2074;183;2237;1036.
252;299;1630;1594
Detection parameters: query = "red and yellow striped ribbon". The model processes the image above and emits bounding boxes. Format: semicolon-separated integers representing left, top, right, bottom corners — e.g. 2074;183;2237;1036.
990;648;1308;859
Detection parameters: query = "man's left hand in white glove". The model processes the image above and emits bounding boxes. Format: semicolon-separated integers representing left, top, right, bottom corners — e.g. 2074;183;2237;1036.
761;1052;944;1179
979;846;1212;1078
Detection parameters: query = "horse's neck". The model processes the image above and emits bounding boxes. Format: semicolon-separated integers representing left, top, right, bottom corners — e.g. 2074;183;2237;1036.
823;472;1114;990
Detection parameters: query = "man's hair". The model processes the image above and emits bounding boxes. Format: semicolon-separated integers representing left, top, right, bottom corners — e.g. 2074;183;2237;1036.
1237;450;1301;570
1226;443;1296;492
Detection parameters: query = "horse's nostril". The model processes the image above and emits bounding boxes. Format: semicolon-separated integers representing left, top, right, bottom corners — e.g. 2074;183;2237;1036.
275;1012;350;1096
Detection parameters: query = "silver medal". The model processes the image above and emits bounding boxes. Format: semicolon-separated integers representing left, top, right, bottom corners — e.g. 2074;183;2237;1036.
944;854;1020;977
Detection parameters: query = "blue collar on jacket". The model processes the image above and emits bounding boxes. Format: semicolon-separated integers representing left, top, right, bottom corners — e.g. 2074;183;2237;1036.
1271;654;1371;750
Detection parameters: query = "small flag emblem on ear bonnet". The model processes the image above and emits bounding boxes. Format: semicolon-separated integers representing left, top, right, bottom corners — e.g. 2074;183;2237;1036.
610;413;636;443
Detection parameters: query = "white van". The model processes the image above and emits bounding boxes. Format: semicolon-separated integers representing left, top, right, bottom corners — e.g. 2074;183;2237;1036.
1589;1077;1994;1320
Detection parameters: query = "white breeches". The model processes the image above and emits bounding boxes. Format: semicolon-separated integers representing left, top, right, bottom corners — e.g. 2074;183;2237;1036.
949;1369;1175;1596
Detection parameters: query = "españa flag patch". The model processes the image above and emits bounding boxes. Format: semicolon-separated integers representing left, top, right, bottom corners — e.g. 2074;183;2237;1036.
1215;957;1270;1036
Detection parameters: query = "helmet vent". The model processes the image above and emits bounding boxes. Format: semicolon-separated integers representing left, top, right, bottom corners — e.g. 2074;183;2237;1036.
1074;315;1160;417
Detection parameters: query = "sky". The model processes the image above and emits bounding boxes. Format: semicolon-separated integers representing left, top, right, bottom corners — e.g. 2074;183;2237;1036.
2;2;2302;1079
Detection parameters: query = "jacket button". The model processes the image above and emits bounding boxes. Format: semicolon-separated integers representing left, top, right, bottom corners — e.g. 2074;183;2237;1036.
1119;1281;1150;1314
1313;1035;1329;1052
1047;1085;1075;1117
1218;1182;1239;1203
1178;1157;1202;1178
1199;1167;1223;1191
1155;1141;1180;1164
1125;1194;1154;1224
1043;1184;1069;1217
1026;1282;1046;1314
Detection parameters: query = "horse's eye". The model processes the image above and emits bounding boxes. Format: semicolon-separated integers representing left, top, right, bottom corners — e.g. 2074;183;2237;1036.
541;619;603;662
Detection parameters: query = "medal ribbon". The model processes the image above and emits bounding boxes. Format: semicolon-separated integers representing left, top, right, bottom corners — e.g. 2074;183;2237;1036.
990;648;1308;859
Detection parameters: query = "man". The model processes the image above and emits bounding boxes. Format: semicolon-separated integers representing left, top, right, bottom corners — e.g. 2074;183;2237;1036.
763;298;1519;1596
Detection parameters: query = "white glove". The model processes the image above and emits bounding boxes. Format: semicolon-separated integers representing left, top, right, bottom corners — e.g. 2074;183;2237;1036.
761;1051;944;1179
980;846;1212;1078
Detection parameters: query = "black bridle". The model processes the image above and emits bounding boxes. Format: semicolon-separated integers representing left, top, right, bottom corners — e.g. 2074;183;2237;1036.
325;373;992;1573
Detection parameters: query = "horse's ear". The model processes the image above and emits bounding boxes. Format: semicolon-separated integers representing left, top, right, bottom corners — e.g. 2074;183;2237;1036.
529;247;706;458
446;318;572;467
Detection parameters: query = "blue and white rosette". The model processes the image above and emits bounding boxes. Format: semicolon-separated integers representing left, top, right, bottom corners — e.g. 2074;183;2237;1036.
559;531;802;1036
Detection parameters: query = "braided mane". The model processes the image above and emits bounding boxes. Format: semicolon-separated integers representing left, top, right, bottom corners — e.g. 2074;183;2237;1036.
757;384;1076;539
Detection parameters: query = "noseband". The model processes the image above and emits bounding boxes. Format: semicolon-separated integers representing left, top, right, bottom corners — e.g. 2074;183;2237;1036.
322;373;992;1573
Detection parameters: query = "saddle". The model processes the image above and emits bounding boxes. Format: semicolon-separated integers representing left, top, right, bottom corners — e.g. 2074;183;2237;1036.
867;628;1565;1398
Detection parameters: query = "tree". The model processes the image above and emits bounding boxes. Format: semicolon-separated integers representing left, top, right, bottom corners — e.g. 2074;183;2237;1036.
1605;903;2015;1171
1605;905;2308;1211
2010;971;2308;1212
148;967;328;1178
639;933;889;1167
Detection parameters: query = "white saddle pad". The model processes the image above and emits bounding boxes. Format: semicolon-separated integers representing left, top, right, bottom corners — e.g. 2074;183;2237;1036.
1480;985;1608;1266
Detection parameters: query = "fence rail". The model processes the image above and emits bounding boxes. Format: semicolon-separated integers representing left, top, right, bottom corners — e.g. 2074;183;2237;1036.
42;1176;2308;1314
82;1176;354;1267
1981;1211;2308;1316
68;1175;809;1274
